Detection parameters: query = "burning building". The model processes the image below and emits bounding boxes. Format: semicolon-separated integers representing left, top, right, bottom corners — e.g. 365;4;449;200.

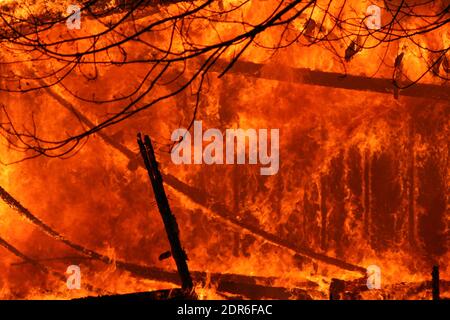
0;0;448;300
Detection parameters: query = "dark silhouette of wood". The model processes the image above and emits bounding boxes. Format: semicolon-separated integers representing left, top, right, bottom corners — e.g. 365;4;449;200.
212;60;449;101
137;133;194;291
216;282;313;300
329;277;370;300
10;255;93;266
159;251;172;261
432;265;440;300
329;278;346;300
75;288;193;301
76;281;315;300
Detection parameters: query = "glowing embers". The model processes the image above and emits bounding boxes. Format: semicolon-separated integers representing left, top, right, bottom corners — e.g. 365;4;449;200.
170;120;279;175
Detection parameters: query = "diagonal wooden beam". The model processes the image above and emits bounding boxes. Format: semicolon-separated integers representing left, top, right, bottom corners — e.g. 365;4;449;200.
0;235;107;295
138;133;194;291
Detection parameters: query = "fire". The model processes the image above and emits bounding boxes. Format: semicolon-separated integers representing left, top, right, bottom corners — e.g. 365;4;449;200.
0;0;448;300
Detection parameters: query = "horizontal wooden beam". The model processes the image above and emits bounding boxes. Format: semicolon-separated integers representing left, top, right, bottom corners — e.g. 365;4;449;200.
212;59;449;100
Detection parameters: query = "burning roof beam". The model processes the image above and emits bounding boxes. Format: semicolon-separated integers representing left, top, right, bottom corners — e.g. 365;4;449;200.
211;60;449;101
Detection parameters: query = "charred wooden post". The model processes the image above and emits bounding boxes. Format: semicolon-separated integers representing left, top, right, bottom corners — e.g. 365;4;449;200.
329;278;345;300
329;277;370;300
137;133;194;292
432;265;440;300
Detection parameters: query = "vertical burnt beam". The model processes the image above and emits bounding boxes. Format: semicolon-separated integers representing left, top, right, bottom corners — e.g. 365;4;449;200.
137;133;194;292
329;278;345;300
432;266;440;300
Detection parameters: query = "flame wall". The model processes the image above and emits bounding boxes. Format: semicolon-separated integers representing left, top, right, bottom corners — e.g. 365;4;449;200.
0;0;448;299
